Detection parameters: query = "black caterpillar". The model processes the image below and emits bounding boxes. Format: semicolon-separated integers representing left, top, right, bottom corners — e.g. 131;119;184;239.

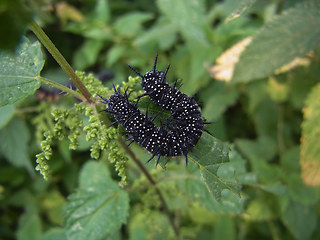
100;55;210;165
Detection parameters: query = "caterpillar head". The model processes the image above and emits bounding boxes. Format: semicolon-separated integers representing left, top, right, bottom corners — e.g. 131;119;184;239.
128;54;170;94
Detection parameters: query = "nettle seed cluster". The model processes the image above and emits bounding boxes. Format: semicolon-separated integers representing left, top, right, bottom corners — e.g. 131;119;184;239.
100;55;210;165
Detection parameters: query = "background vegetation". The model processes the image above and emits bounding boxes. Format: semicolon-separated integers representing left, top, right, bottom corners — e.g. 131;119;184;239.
0;0;320;239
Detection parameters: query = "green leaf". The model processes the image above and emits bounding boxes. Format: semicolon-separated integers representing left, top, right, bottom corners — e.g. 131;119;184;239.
157;0;208;44
281;199;317;240
235;136;277;163
233;0;320;82
42;190;66;225
129;211;174;240
134;18;178;50
191;133;241;201
245;82;279;138
73;39;104;70
94;0;110;23
43;228;67;240
156;0;215;92
114;12;153;38
202;82;238;121
213;215;235;240
219;145;257;185
0;37;43;106
63;0;111;39
63;161;129;240
0;0;32;51
287;63;320;110
300;83;320;186
235;137;284;189
167;161;244;214
107;45;128;66
281;147;320;204
247;199;275;222
0;104;14;129
16;213;42;240
0;117;33;174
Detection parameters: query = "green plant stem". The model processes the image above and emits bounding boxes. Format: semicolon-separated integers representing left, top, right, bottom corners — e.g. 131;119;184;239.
29;20;93;103
39;77;86;102
38;77;86;101
119;141;179;238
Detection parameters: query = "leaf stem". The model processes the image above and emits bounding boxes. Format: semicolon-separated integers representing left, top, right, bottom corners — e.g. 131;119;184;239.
29;20;93;103
38;77;86;102
118;141;179;238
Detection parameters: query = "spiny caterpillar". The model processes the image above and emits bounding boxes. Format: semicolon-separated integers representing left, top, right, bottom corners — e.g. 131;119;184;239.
100;55;211;165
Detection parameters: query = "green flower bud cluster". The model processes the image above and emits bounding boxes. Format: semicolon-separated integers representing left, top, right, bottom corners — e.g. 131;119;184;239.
52;108;82;150
121;76;144;100
33;102;55;143
34;103;83;180
51;108;68;140
51;108;83;150
35;130;53;180
82;106;129;185
132;175;161;210
76;71;110;98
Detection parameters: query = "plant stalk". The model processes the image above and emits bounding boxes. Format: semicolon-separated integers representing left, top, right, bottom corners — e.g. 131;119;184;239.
29;20;93;103
39;77;86;102
119;141;179;238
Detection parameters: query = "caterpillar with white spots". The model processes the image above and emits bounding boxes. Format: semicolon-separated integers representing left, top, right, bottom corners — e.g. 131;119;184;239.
100;55;211;165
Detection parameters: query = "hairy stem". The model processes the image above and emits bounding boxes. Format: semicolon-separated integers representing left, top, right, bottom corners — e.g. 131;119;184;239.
39;77;86;102
119;141;179;238
29;20;93;103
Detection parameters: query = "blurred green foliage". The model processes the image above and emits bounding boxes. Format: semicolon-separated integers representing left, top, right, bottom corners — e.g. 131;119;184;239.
0;0;320;239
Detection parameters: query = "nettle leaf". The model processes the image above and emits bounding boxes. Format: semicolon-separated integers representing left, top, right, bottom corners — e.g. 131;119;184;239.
203;82;239;121
0;37;43;106
134;17;178;50
157;0;207;44
16;213;42;240
0;0;32;51
156;0;214;92
301;84;320;186
63;161;129;240
43;228;67;240
233;0;320;82
114;12;153;38
0;117;33;174
73;39;104;70
167;145;250;213
281;199;317;240
191;133;241;201
0;104;14;129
